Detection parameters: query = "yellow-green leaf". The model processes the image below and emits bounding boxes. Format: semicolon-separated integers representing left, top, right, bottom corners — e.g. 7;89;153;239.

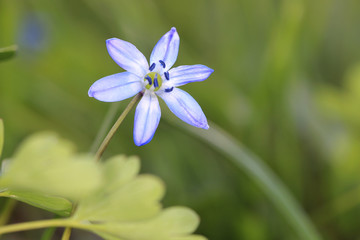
0;190;72;216
93;207;200;240
74;156;164;222
0;132;102;200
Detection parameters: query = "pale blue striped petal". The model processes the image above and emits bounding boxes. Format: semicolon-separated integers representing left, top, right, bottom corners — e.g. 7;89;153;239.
107;38;149;77
168;65;214;87
150;27;180;72
133;91;161;146
158;88;208;129
88;72;143;102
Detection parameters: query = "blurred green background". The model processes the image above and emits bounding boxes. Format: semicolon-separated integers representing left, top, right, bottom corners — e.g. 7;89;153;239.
1;0;360;239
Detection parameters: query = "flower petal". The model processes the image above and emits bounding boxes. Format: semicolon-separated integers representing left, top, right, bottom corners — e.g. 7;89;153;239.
168;65;214;87
150;27;180;71
158;88;208;129
106;38;149;77
88;72;143;102
133;91;161;146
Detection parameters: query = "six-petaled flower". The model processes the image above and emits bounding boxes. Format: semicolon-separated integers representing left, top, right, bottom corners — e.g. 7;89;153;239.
88;27;214;146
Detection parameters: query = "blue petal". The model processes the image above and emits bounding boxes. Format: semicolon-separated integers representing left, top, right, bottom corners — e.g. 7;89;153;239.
158;88;209;129
168;65;214;87
133;91;161;146
88;72;143;102
107;38;149;77
150;27;180;72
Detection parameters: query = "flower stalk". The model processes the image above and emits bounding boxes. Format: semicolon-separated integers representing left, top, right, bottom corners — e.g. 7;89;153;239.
95;92;142;160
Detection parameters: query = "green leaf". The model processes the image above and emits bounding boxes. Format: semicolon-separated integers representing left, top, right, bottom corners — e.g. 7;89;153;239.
0;190;72;216
93;207;203;240
74;156;205;240
0;132;102;200
0;119;3;159
168;118;322;240
0;45;17;61
74;155;165;222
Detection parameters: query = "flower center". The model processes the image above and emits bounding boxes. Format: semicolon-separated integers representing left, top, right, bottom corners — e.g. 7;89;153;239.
144;72;163;91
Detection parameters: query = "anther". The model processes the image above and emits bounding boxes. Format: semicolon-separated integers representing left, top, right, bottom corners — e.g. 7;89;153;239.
159;60;166;68
164;71;170;80
145;76;152;85
149;63;156;71
165;87;174;92
154;74;159;88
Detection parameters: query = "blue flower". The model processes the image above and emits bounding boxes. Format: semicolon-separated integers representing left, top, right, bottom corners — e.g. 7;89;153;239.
89;27;214;146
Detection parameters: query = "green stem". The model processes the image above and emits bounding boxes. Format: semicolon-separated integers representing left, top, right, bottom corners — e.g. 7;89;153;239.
0;199;16;226
95;93;142;160
61;227;72;240
0;219;92;236
40;215;57;240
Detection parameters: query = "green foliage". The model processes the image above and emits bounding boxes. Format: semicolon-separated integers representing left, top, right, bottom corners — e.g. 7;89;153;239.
0;132;102;213
73;156;204;240
93;207;203;240
0;45;17;61
0;133;205;240
0;190;72;216
74;155;164;222
317;63;360;193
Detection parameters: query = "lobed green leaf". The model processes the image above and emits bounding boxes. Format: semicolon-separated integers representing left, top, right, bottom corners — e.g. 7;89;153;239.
74;156;165;222
0;190;72;216
92;207;202;240
0;132;102;200
73;156;205;240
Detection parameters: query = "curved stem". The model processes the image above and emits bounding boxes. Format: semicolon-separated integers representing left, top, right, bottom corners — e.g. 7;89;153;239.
95;93;142;161
0;219;91;236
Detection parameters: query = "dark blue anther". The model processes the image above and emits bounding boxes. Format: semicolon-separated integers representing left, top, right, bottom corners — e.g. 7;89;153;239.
159;60;166;68
165;87;174;92
149;63;156;71
164;71;170;80
154;74;159;88
145;76;152;85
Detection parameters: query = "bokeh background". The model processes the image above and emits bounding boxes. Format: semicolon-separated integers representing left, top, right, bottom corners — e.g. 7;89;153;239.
1;0;360;239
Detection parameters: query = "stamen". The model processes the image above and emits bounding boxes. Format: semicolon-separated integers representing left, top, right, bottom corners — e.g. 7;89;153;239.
159;60;166;68
149;63;156;71
154;74;159;88
164;71;170;80
165;87;174;92
145;76;152;85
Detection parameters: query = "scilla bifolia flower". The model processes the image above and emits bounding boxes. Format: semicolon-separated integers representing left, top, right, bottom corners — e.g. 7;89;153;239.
89;28;213;146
